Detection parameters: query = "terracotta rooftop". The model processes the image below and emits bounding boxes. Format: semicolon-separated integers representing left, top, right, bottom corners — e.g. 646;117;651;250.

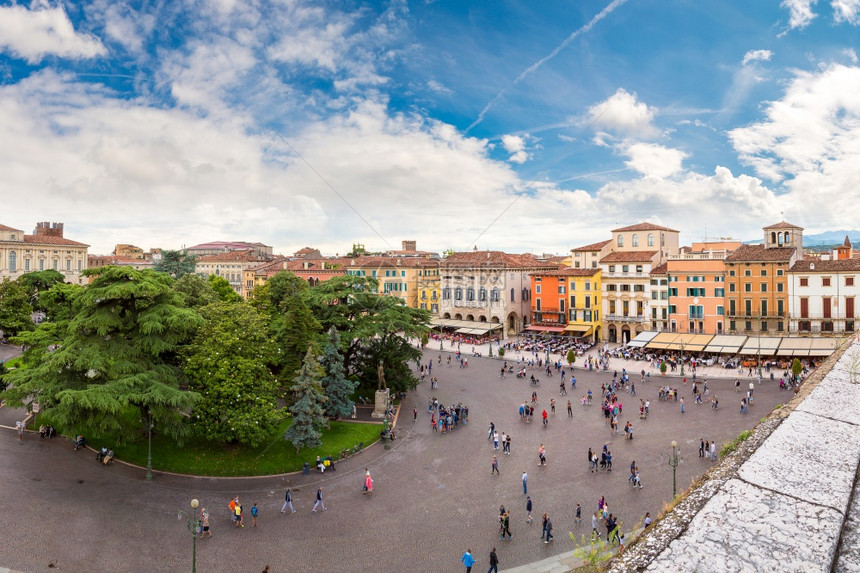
23;235;89;247
346;256;440;268
572;239;611;252
762;221;804;230
532;267;601;277
651;262;669;274
600;251;659;263
187;241;270;251
611;222;678;233
0;224;24;232
443;251;557;269
790;259;860;272
196;249;267;263
725;244;797;263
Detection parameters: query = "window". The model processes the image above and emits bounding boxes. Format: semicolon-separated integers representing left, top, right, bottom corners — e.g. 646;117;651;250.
669;287;678;296
800;277;809;287
466;287;475;301
745;321;752;331
8;251;15;271
534;277;541;283
585;282;591;291
744;269;751;276
761;283;768;293
847;277;855;287
608;265;615;273
729;270;736;277
822;277;831;287
535;285;541;294
652;291;658;300
39;259;44;270
536;299;542;311
25;259;30;271
66;259;71;271
558;285;566;294
730;320;736;331
777;299;784;316
647;233;654;247
606;284;617;291
729;283;736;292
799;298;808;318
823;297;832;319
560;299;566;313
510;288;515;302
491;288;500;302
776;283;783;292
777;269;784;276
744;283;751;292
442;287;451;300
761;300;768;316
745;299;752;315
634;284;644;292
622;265;629;273
761;269;767;276
570;295;576;308
715;288;724;297
570;282;576;291
478;287;486;301
609;301;616;314
617;235;624;247
717;305;724;316
636;265;643;273
620;284;630;292
632;234;639;247
454;287;463;300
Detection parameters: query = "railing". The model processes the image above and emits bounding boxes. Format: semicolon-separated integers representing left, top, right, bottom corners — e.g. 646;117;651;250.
605;315;648;323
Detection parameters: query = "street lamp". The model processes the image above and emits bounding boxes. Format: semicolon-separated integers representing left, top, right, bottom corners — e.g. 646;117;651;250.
178;498;201;573
668;440;681;497
145;411;154;482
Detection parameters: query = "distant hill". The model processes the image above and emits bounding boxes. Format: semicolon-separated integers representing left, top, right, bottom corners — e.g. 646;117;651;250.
744;230;860;247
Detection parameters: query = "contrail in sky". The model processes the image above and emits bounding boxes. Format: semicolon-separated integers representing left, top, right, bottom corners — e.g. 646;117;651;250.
465;0;628;134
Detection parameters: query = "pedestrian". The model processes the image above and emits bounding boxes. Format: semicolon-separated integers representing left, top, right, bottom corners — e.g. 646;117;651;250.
234;500;244;528
699;438;704;458
413;407;418;422
312;487;326;511
544;515;554;543
281;488;295;513
491;455;500;475
229;496;239;527
550;398;556;414
364;468;374;494
592;512;600;539
500;431;507;452
493;431;499;451
526;496;533;523
710;441;717;461
488;422;495;440
199;508;212;538
487;547;499;573
567;400;573;417
501;511;512;540
542;409;548;427
680;396;685;414
522;471;528;494
251;503;258;527
16;421;24;441
506;434;512;454
575;503;582;525
541;512;548;540
644;512;652;527
538;444;547;466
461;548;476;572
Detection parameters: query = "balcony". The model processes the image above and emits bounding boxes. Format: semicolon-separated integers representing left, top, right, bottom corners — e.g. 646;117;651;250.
605;314;648;323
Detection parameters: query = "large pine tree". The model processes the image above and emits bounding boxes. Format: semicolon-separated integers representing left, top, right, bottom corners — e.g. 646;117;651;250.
285;347;327;453
320;327;357;421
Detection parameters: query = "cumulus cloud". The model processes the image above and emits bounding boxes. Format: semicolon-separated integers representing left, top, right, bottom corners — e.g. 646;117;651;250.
501;134;530;164
742;49;774;66
832;0;860;23
0;5;106;63
587;89;660;139
781;0;818;30
623;143;688;178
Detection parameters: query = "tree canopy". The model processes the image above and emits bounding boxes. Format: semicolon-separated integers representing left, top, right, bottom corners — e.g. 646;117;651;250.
16;270;65;313
320;327;357;420
182;302;282;446
285;347;327;453
1;267;202;442
154;249;197;279
207;275;242;302
0;278;34;337
172;273;219;308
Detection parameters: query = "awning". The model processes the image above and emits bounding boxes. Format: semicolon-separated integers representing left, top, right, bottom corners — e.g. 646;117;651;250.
645;332;680;350
704;334;748;354
432;318;502;332
739;337;783;356
564;325;594;337
808;337;839;357
526;325;566;333
626;331;659;348
664;333;713;352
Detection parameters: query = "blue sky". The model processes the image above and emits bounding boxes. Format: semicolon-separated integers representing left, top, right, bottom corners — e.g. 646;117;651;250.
1;0;859;255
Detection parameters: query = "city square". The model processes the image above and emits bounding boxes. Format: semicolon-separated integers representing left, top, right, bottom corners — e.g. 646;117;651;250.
1;343;790;572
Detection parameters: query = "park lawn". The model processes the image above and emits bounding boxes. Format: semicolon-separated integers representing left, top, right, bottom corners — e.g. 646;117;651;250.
38;412;381;477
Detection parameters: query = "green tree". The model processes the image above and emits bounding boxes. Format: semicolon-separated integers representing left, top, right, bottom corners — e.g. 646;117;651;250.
182;302;282;446
172;273;219;308
306;275;430;377
39;282;85;322
355;335;423;393
154;249;197;279
566;349;576;368
16;269;65;313
791;358;803;383
1;267;202;442
320;327;357;421
207;275;242;302
0;278;34;336
285;347;328;453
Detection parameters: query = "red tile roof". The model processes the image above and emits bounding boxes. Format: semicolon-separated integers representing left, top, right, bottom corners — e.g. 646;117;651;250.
725;244;797;263
0;224;24;232
762;221;803;230
532;267;601;277
196;249;267;263
23;235;89;247
790;259;860;272
572;239;611;252
611;223;678;233
443;251;557;269
650;262;668;274
600;251;659;263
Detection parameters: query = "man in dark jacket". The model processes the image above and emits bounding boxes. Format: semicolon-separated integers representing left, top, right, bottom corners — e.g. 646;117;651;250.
487;547;499;573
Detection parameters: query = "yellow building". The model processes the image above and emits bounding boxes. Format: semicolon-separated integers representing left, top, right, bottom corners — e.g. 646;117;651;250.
565;268;602;341
344;256;441;313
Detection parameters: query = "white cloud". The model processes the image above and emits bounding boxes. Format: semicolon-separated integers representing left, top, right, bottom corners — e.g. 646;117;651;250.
729;64;860;228
623;143;688;178
742;49;774;66
781;0;818;30
426;80;452;95
587;89;660;139
0;5;106;63
832;0;860;23
844;48;859;63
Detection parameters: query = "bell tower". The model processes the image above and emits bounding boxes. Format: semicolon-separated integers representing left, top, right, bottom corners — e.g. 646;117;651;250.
762;221;803;253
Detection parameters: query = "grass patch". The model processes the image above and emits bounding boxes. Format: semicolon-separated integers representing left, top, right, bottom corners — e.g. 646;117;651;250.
2;357;22;368
720;429;752;457
39;414;381;476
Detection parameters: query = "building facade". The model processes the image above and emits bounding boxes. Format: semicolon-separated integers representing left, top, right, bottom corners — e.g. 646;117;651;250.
601;251;661;343
649;263;669;332
789;255;860;334
0;222;89;284
724;222;802;335
195;249;270;297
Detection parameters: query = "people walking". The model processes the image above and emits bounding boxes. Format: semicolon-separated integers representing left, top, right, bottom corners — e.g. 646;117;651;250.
281;488;295;513
364;468;374;494
501;511;512;540
312;487;326;511
526;496;533;523
461;548;476;572
199;508;212;538
522;471;528;494
251;503;258;527
544;515;554;543
487;547;499;573
491;455;500;475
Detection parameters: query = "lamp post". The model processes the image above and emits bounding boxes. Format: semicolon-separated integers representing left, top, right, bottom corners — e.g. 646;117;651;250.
668;440;681;497
757;316;762;384
145;411;154;482
679;340;685;377
178;499;201;573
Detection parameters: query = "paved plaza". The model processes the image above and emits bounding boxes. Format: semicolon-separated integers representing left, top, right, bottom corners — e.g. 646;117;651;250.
1;345;792;572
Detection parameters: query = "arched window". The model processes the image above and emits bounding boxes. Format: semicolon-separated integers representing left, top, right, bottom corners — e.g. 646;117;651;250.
617;235;624;247
784;231;790;244
478;287;487;301
8;251;16;272
442;287;451;300
308;277;315;286
455;287;463;300
632;234;639;247
647;233;654;247
466;287;475;301
510;288;516;302
315;278;320;286
491;287;500;302
771;232;777;245
522;288;529;301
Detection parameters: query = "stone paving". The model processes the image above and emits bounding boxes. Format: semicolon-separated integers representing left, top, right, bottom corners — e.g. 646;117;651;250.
0;344;793;573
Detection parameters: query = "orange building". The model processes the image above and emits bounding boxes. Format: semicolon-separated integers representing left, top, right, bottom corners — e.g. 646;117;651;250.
528;269;569;334
666;241;741;335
